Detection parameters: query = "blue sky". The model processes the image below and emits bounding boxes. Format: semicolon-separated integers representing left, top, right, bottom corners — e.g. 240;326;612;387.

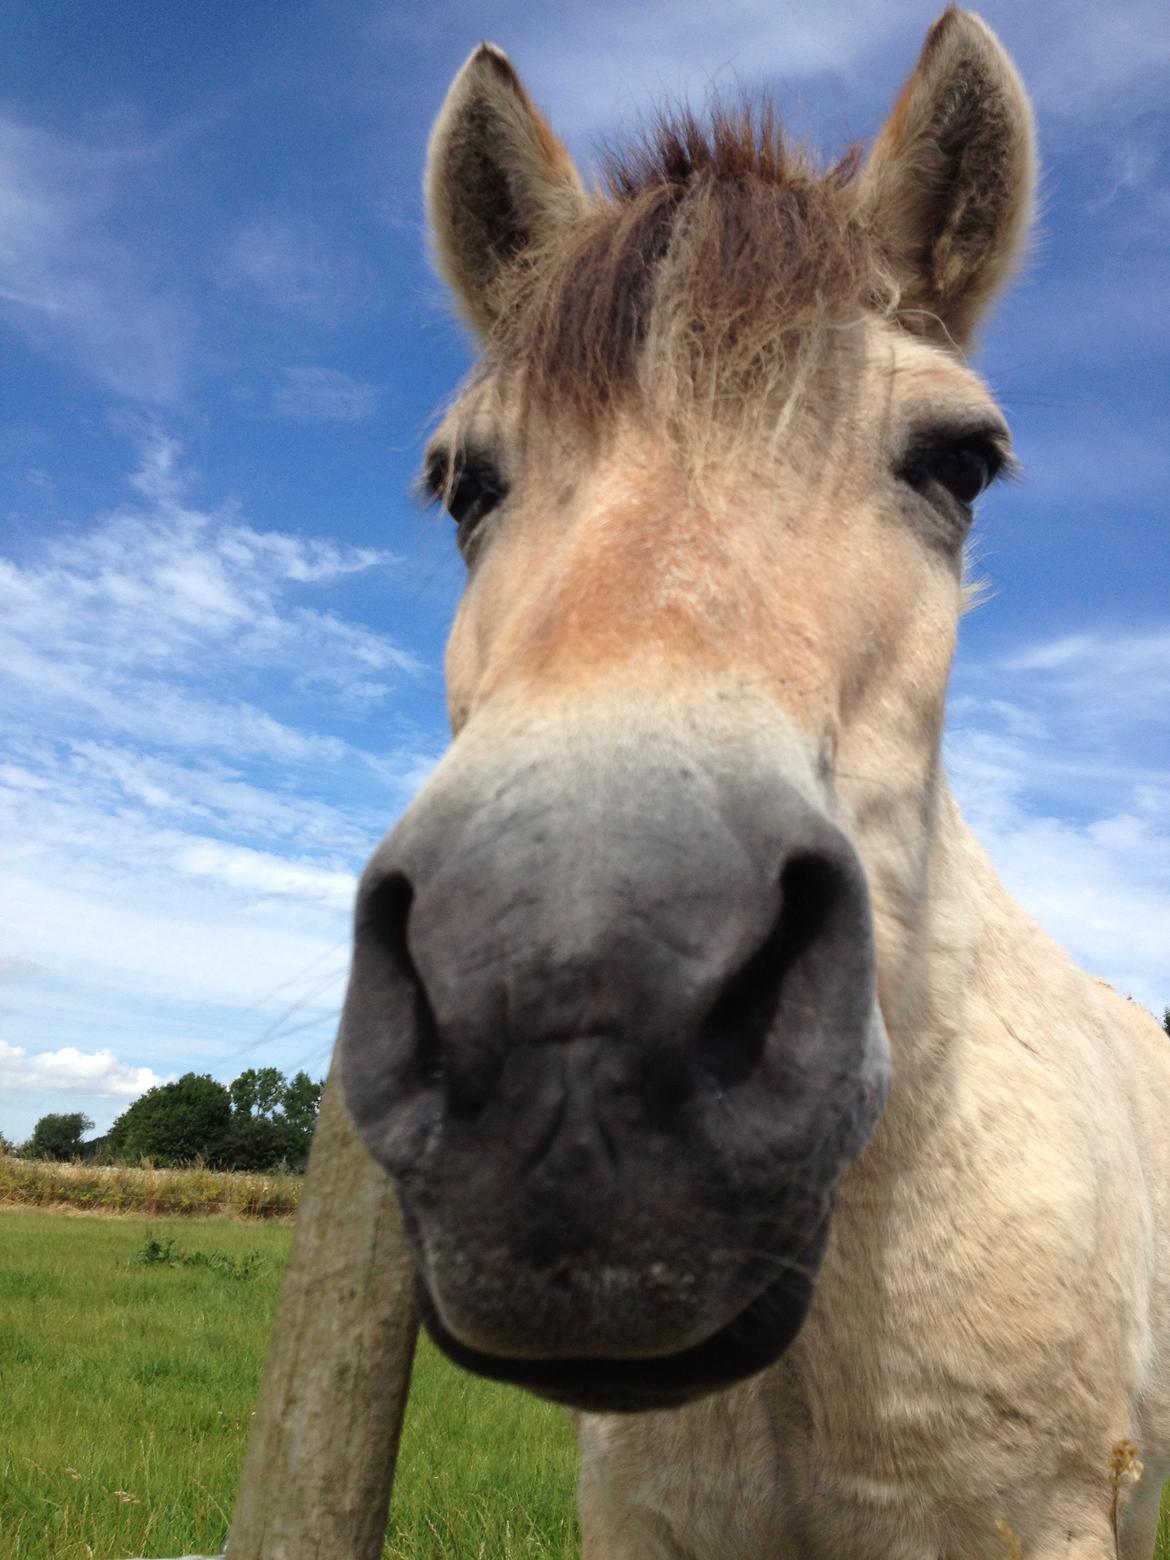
1;0;1167;1144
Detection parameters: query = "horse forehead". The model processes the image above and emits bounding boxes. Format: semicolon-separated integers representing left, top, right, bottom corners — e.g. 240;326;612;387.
436;325;1003;461
870;325;1006;420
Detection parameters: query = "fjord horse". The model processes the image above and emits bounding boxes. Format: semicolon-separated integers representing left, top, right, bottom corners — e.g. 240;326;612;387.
339;11;1170;1556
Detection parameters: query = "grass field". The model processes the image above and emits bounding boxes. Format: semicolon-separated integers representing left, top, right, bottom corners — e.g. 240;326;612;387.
4;1204;1168;1559
0;1208;578;1560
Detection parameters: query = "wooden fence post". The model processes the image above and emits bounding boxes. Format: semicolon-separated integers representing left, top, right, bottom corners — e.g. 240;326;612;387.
226;1053;418;1559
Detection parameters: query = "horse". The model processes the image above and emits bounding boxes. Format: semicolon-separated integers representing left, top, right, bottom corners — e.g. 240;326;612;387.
338;10;1170;1556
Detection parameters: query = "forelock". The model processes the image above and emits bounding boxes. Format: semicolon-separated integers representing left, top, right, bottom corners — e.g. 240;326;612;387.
486;102;895;429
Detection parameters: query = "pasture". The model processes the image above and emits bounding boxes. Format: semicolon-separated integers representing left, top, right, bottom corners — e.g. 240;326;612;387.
0;1208;578;1559
2;1202;1169;1557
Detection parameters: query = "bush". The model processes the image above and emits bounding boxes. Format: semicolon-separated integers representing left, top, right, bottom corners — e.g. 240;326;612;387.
106;1074;231;1166
134;1230;269;1278
28;1111;93;1161
210;1115;301;1173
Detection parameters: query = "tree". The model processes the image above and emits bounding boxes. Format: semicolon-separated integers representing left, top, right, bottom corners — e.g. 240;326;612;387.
28;1112;93;1161
106;1074;231;1165
218;1068;324;1171
1163;1007;1169;1040
229;1067;286;1120
281;1071;324;1137
105;1066;326;1171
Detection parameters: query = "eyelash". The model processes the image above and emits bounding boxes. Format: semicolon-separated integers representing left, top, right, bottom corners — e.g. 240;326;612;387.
420;429;1009;554
897;430;1011;510
424;453;507;547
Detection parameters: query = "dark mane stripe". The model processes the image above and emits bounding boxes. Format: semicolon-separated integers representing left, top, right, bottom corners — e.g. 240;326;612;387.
494;104;888;424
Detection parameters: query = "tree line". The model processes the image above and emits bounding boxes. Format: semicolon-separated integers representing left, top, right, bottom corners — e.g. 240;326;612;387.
3;1067;324;1173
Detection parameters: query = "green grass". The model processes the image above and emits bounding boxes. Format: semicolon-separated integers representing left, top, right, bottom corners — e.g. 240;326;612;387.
0;1209;578;1560
5;1205;1167;1559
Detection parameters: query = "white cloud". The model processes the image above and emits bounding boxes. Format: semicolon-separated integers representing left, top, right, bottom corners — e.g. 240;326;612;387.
387;0;923;144
1010;1;1170;119
0;430;445;1132
399;0;1170;151
0;1039;171;1099
949;623;1170;1015
274;366;381;422
998;630;1170;736
0;655;354;765
951;755;1170;1015
63;741;377;849
0;430;418;751
0;957;43;984
1004;628;1170;680
0;779;356;1012
0;113;189;401
227;220;376;320
172;839;356;907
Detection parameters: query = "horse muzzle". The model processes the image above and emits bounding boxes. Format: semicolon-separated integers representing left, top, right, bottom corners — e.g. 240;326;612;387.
340;704;889;1410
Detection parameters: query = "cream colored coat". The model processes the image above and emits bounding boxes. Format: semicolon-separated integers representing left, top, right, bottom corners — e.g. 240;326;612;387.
417;10;1170;1558
575;803;1170;1558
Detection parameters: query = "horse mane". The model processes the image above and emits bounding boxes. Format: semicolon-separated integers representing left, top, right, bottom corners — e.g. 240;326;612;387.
493;103;895;427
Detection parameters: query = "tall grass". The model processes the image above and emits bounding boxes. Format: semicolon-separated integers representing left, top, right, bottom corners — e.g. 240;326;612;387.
0;1155;300;1218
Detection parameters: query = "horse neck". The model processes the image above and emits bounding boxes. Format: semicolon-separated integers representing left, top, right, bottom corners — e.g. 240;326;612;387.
848;766;1022;1156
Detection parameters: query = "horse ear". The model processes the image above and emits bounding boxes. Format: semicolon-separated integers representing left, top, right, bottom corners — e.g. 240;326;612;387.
862;7;1035;347
425;44;585;338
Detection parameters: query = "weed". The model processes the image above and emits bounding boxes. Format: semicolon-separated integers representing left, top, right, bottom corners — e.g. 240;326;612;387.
995;1517;1023;1558
134;1230;268;1279
137;1233;179;1266
1110;1437;1144;1550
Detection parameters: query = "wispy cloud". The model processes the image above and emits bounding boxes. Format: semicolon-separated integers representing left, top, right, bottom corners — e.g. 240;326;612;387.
394;0;1170;149
172;839;356;906
226;220;376;320
0;430;417;750
0;429;446;1136
0;112;189;400
997;629;1170;732
273;365;381;422
951;738;1169;1015
1003;628;1170;675
0;957;43;984
1013;1;1170;120
949;622;1170;1014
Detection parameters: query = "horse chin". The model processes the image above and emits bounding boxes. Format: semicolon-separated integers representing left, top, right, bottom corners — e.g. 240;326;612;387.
413;1222;827;1414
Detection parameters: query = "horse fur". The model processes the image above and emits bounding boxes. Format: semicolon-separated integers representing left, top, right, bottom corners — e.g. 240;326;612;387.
412;11;1170;1557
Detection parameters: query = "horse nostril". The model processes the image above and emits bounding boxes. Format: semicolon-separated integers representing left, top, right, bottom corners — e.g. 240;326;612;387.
362;871;444;1086
697;853;844;1091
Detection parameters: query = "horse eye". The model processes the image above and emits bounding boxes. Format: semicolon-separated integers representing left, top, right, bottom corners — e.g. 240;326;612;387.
898;432;1006;511
924;446;994;505
430;455;506;540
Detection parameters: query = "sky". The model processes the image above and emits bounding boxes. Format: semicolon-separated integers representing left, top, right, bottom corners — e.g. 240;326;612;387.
1;0;1167;1145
